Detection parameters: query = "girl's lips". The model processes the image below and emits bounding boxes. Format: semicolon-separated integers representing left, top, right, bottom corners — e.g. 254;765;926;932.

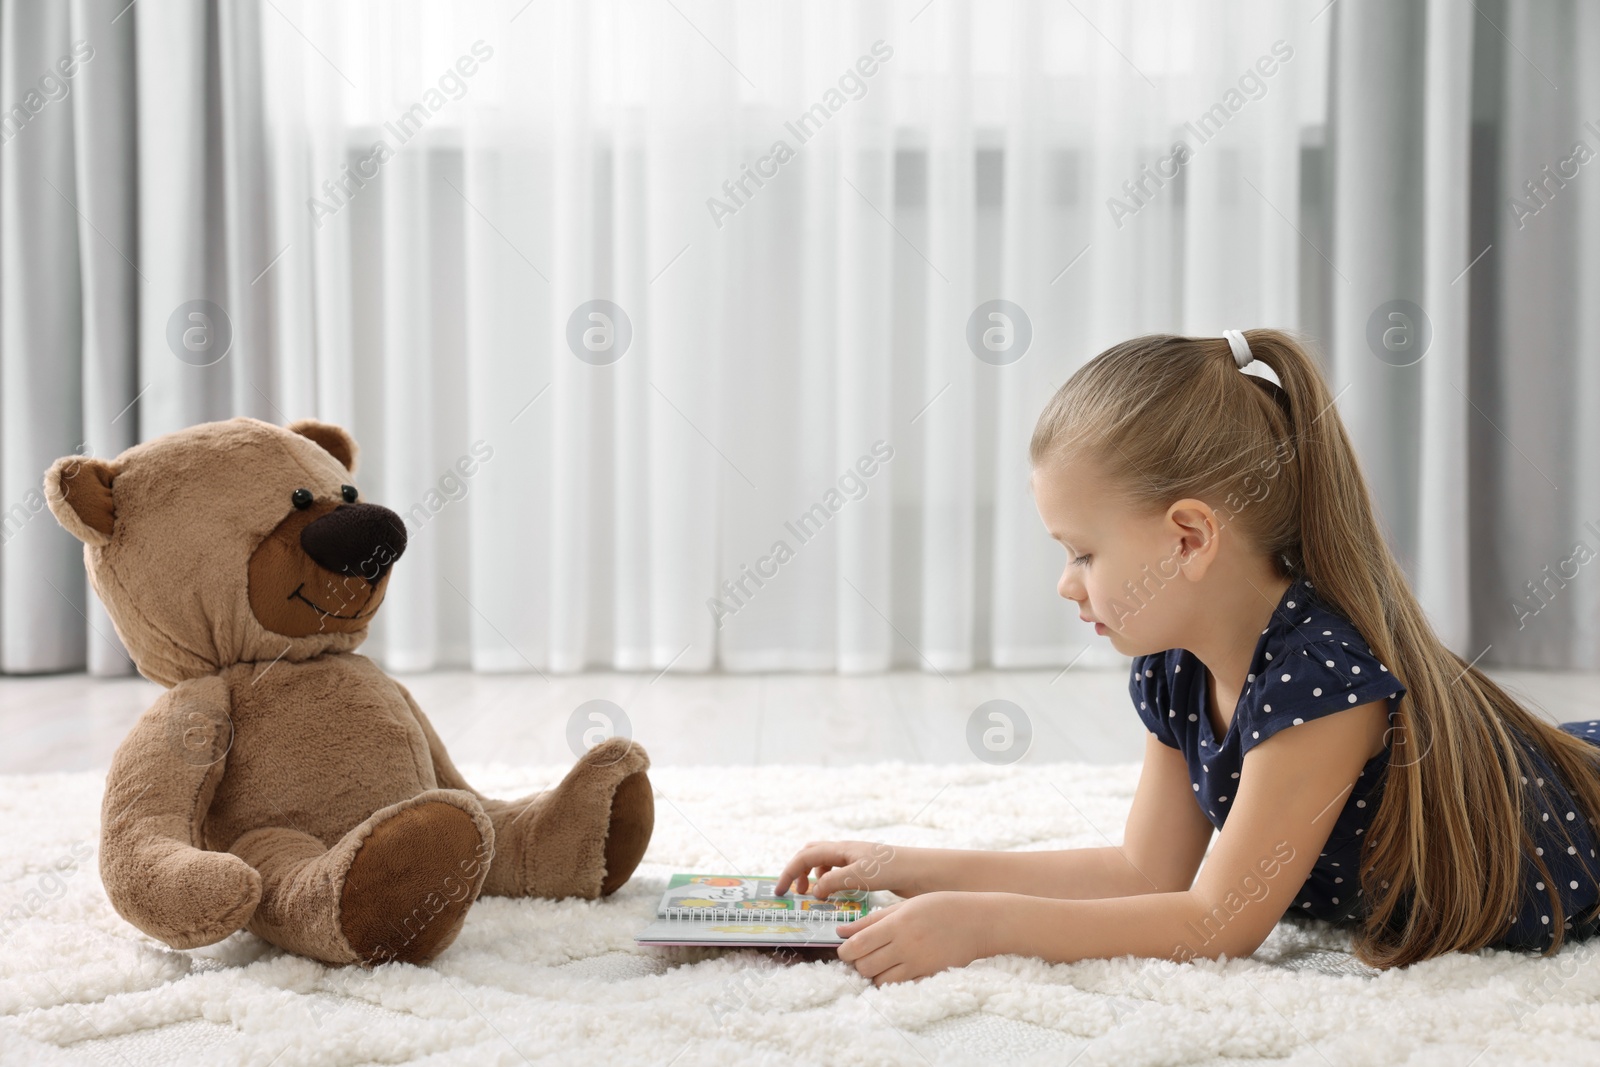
1095;622;1107;634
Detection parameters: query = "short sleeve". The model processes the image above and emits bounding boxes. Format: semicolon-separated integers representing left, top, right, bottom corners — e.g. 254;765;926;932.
1130;654;1180;749
1239;635;1406;758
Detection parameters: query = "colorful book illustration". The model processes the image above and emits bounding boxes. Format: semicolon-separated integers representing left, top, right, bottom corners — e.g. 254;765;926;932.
634;873;873;947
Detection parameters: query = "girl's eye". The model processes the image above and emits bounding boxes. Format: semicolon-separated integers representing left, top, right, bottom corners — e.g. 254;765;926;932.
341;484;358;503
1072;554;1091;567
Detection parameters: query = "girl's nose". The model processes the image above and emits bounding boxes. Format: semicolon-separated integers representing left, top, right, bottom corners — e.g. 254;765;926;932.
1057;565;1079;601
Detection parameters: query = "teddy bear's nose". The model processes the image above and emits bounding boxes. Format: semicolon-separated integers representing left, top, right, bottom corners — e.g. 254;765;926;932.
299;503;408;582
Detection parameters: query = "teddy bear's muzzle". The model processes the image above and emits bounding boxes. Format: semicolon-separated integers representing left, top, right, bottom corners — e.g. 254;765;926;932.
299;503;408;583
249;499;407;637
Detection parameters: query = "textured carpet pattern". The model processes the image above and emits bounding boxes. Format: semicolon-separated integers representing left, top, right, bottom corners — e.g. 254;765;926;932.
3;762;1599;1066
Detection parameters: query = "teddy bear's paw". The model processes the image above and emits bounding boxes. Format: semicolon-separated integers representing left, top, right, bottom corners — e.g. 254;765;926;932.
337;799;489;965
136;849;264;950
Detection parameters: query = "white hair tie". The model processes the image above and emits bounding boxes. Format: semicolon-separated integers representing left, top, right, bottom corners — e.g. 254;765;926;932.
1222;329;1253;369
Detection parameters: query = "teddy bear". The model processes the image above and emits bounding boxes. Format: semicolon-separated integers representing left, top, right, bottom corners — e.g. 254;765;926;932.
42;416;654;966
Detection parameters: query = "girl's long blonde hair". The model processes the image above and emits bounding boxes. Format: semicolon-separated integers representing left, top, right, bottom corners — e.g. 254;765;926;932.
1030;328;1600;968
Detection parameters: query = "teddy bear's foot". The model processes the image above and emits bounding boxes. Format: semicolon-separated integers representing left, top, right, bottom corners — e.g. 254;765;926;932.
600;767;653;896
480;737;654;900
230;789;494;966
339;795;491;965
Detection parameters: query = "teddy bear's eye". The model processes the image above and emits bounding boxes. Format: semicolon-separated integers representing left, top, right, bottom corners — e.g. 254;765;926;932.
291;488;314;509
341;484;358;503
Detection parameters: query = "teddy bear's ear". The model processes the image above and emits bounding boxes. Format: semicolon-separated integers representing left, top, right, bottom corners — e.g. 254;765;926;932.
288;419;359;474
43;454;117;546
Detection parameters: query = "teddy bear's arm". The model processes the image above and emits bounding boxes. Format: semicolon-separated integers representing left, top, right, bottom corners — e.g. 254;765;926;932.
99;676;263;949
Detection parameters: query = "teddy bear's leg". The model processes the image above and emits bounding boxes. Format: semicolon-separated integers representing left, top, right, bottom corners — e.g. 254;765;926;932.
478;738;654;899
229;788;494;966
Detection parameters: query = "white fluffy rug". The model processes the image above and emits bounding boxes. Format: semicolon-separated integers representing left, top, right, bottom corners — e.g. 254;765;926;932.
4;761;1600;1067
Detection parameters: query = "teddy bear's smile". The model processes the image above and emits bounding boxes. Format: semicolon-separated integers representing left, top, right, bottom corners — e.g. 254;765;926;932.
287;581;383;620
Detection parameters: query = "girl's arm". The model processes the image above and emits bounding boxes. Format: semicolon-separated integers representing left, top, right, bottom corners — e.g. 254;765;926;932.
834;701;1388;984
777;735;1213;900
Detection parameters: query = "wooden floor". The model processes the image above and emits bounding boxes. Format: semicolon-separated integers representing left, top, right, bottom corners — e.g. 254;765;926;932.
4;664;1600;774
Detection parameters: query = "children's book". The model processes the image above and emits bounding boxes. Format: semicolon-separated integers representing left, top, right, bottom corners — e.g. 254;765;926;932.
635;873;873;947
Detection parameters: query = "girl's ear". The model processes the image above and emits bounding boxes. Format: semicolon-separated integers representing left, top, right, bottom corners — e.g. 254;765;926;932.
1168;499;1222;579
44;454;117;546
288;418;359;474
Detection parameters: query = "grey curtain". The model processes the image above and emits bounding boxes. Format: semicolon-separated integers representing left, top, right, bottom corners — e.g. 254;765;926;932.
2;0;1597;676
3;0;138;676
1;0;275;676
1328;0;1600;671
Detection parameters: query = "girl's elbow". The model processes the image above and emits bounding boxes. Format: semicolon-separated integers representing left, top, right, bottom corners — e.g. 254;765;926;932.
1207;932;1268;962
1172;894;1273;962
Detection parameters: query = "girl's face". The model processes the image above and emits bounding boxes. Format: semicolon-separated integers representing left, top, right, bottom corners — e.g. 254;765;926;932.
1030;459;1198;656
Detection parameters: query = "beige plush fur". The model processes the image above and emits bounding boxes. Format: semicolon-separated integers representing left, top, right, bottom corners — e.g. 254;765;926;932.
43;417;653;966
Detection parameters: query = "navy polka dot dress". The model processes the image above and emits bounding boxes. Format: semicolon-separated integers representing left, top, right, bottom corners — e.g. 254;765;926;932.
1497;722;1600;949
1129;574;1600;952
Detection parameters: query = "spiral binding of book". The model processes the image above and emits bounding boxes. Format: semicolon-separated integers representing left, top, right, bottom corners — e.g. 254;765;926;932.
638;874;874;946
661;903;864;922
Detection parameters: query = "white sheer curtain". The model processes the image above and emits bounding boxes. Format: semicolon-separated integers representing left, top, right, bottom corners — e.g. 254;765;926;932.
242;0;1326;674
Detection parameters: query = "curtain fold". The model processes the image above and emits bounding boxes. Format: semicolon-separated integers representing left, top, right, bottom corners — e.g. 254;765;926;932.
2;0;1597;677
1416;0;1474;656
67;0;140;675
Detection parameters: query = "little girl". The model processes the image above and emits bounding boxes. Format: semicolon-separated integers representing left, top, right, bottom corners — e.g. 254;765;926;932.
777;328;1600;986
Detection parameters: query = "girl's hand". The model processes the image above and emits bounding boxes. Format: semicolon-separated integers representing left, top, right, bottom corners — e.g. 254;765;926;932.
834;892;993;986
775;840;916;898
